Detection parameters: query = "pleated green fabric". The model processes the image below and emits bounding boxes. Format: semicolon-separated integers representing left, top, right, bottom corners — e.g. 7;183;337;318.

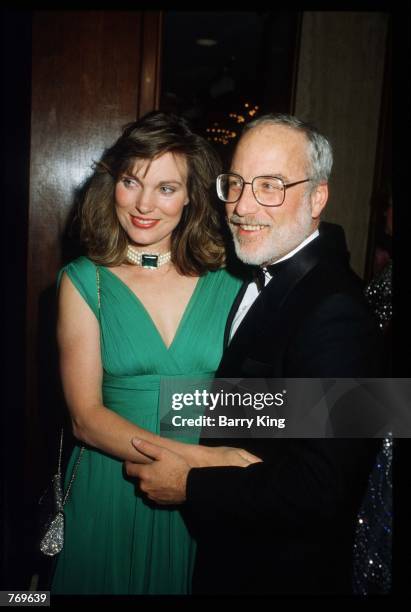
51;256;241;594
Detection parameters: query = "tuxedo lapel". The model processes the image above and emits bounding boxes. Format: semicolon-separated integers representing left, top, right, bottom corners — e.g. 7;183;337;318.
223;280;249;349
261;245;321;315
218;240;324;375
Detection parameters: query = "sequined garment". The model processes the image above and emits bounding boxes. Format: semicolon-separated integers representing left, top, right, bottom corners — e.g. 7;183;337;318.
352;262;393;595
364;260;392;329
352;437;393;594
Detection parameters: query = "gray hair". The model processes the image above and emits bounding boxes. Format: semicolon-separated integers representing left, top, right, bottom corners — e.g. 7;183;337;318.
242;113;333;185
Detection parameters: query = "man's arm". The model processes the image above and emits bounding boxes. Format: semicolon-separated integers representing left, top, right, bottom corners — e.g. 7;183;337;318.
186;438;378;528
125;438;262;505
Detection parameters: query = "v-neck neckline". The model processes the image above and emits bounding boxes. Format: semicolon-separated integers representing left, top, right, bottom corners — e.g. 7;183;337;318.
99;266;206;352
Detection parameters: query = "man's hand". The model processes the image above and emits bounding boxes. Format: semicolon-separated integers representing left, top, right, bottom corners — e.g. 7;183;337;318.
125;438;190;505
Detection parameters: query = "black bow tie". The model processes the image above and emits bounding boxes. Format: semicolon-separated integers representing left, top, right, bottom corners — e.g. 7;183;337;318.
252;266;273;292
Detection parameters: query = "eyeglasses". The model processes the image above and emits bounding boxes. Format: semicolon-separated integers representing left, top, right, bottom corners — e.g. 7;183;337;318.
216;173;311;207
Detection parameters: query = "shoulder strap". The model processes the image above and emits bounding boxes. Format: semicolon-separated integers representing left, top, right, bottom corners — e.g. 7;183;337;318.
57;257;100;318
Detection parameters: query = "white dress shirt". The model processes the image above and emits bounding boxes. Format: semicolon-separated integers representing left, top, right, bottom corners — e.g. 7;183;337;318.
229;229;319;343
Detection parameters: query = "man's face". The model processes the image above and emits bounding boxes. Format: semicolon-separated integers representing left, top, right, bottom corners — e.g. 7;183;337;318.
225;124;326;266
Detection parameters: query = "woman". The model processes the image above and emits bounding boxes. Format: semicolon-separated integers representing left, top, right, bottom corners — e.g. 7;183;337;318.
51;111;259;594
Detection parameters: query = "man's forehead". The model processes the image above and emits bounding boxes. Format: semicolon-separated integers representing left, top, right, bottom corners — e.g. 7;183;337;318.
241;123;305;148
231;125;307;172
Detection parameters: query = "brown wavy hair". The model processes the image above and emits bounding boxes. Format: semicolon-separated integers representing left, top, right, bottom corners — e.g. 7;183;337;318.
79;111;225;275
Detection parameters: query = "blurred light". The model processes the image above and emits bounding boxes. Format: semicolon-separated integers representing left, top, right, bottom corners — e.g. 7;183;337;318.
196;38;217;46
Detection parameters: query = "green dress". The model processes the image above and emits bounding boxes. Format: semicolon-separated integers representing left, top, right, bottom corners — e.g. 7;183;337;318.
51;256;241;594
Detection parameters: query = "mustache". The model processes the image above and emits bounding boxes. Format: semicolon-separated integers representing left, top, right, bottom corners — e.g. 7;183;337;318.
228;213;272;227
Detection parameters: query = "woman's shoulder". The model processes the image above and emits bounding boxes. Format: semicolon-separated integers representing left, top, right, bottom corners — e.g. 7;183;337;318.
56;256;99;314
59;255;96;276
57;255;98;289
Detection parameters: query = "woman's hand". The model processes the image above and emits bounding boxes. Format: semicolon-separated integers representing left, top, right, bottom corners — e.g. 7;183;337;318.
129;440;262;468
187;444;262;468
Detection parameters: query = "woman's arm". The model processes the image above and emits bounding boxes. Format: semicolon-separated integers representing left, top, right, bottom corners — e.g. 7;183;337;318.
58;273;259;467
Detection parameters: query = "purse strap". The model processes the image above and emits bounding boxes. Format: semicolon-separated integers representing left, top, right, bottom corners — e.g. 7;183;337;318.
58;265;102;507
58;428;84;506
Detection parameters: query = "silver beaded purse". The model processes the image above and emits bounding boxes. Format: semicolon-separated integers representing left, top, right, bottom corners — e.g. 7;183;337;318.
38;427;84;556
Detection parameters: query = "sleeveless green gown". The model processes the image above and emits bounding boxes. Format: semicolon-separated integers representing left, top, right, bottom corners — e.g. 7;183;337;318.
51;256;241;594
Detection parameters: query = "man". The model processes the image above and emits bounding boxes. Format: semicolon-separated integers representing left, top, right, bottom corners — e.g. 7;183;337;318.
126;114;382;595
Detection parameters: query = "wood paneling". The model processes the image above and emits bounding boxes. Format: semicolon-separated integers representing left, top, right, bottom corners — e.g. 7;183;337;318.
138;11;163;116
26;11;162;504
294;12;389;278
29;10;142;286
2;8;32;588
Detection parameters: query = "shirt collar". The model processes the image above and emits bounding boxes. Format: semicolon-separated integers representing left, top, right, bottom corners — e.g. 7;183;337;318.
256;228;319;287
263;228;319;276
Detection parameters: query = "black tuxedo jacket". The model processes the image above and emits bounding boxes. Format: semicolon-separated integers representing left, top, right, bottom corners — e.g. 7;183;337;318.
184;223;383;595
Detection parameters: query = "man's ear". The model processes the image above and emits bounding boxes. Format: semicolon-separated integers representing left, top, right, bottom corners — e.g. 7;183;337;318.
310;183;328;219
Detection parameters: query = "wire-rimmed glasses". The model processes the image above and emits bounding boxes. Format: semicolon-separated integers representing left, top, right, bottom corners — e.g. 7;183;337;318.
216;173;311;207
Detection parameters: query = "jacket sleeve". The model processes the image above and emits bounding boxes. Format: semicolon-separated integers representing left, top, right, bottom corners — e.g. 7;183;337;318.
186;438;379;528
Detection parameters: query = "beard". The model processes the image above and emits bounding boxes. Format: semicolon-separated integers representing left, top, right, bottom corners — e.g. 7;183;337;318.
228;200;315;266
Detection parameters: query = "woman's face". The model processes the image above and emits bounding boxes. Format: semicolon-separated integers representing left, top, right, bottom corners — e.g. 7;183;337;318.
115;151;189;253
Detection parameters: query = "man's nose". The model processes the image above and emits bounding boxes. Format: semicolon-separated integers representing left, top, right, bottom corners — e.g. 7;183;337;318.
232;182;260;216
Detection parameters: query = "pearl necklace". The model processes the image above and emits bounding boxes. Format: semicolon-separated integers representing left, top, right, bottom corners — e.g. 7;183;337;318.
126;245;171;269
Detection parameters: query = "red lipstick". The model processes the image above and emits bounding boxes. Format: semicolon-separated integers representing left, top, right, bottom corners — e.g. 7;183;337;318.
130;216;159;229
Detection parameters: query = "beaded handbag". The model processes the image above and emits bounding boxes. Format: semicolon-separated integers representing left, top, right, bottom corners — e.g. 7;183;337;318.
38;429;84;556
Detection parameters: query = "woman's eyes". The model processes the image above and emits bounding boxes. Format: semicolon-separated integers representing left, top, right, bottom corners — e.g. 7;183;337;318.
120;179;176;194
159;185;176;194
121;177;139;188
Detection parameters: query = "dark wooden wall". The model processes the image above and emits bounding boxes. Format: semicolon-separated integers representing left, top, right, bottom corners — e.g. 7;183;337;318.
2;8;32;590
3;9;162;589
